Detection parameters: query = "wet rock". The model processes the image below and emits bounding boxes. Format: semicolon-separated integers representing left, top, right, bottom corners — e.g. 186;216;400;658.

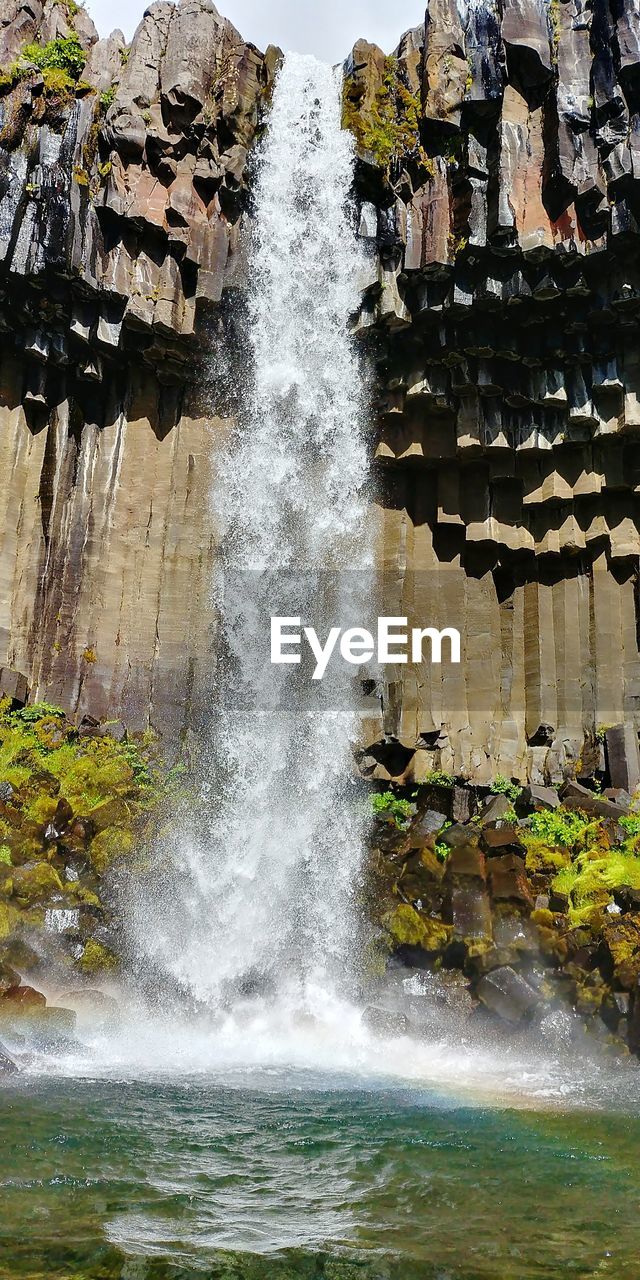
481;823;524;851
411;809;448;839
440;824;481;850
0;1040;17;1074
362;1005;409;1038
614;887;640;914
0;938;41;974
488;853;534;910
549;887;570;913
9;863;65;907
3;1004;77;1050
57;988;120;1031
444;844;486;884
398;846;445;905
627;983;640;1053
0;963;20;995
1;983;46;1009
450;883;493;945
44;797;74;843
86;797;131;832
476;965;540;1024
384;903;452;961
601;916;640;991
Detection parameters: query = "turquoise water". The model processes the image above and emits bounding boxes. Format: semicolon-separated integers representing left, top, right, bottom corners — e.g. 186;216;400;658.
2;1069;640;1280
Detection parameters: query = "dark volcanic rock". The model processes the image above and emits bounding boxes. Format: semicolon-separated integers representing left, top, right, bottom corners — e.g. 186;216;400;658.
476;965;540;1023
0;1040;18;1074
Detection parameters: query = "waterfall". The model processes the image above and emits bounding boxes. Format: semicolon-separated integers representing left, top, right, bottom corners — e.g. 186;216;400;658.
133;54;371;1025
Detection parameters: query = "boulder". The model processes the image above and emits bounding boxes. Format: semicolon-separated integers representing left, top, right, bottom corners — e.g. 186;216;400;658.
1;983;46;1010
57;988;120;1030
384;903;452;957
398;847;445;904
0;668;28;706
450;884;493;944
601;916;640;990
519;785;560;812
439;824;481;850
561;781;628;821
481;823;524;851
480;794;513;824
452;786;475;824
444;844;487;884
0;963;20;995
411;809;448;839
488;854;534;910
476;966;540;1023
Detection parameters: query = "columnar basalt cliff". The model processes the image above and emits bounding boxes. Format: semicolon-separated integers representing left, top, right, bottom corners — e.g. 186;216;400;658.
0;0;638;785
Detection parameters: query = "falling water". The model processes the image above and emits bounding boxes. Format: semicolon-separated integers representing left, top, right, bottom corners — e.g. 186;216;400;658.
133;54;372;1026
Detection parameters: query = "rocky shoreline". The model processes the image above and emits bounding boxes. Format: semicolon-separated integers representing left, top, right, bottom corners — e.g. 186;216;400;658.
0;695;639;1069
369;766;640;1056
0;697;177;1069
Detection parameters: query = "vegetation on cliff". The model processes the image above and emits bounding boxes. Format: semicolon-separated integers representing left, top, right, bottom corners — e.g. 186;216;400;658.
342;56;425;172
0;700;177;982
369;772;640;1051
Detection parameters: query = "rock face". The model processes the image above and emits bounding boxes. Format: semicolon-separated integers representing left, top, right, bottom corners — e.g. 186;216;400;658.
0;0;277;737
372;778;640;1054
0;0;637;778
343;2;640;782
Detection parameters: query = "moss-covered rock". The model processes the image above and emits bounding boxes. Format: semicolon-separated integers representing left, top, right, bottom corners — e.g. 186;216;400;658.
524;838;572;876
77;939;120;975
7;862;64;906
89;826;135;873
602;916;640;990
383;903;451;953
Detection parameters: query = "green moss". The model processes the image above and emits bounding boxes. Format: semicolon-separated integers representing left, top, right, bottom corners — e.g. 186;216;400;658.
552;850;640;925
0;703;168;864
9;863;64;906
525;838;572;875
620;815;640;839
78;939;119;975
342;56;425;173
0;845;11;866
99;84;116;110
383;903;451;952
549;0;561;61
41;65;75;97
89;826;134;873
0;60;32;92
0;902;20;938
